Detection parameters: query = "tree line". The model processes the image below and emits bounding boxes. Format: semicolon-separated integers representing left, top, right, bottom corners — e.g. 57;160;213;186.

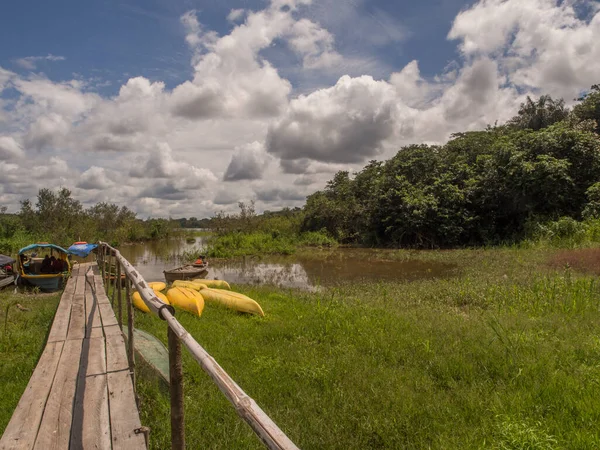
301;85;600;247
0;188;178;253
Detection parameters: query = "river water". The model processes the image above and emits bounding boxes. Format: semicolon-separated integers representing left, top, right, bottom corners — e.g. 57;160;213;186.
116;236;456;290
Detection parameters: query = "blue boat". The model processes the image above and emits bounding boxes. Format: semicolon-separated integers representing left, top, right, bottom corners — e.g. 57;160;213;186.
17;243;72;291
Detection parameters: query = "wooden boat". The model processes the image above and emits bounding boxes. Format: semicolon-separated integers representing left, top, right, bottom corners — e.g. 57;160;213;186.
163;263;208;283
17;243;71;291
0;255;16;289
122;326;170;383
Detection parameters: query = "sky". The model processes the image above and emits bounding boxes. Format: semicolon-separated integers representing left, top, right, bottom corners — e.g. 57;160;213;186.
0;0;599;218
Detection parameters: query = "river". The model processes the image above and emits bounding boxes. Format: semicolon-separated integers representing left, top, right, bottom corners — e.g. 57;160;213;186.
115;235;456;290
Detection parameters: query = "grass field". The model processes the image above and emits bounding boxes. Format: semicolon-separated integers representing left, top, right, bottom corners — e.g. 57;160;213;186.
3;247;600;448
128;247;600;449
0;291;60;431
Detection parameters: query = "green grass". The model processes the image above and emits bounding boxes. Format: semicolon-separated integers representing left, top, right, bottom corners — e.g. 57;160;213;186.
0;291;60;431
196;230;337;259
126;247;600;449
3;247;600;448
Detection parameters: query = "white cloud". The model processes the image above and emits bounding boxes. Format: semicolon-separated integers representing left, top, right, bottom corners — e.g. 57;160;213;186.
0;0;598;217
14;54;66;70
0;136;24;160
224;141;271;181
448;0;600;99
77;166;114;190
266;75;402;164
227;9;246;23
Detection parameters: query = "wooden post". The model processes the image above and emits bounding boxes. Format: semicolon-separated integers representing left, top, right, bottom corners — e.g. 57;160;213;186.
168;327;185;450
126;277;136;393
106;250;113;296
100;244;106;286
116;259;123;329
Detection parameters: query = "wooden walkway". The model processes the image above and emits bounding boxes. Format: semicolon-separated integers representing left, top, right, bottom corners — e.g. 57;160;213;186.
0;263;146;450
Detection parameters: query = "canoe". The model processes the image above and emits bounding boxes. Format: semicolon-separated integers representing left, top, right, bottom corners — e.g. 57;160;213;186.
122;326;169;383
133;290;169;313
164;264;208;283
192;279;231;290
166;287;204;317
0;275;15;289
172;280;208;291
199;288;264;316
148;281;167;292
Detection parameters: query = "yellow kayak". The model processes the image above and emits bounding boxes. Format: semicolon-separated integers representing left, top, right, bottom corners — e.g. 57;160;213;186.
193;279;231;290
172;280;208;291
199;288;264;316
133;291;169;313
166;287;204;317
148;281;167;292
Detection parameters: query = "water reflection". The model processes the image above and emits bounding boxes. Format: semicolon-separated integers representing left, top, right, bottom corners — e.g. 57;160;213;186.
114;237;456;290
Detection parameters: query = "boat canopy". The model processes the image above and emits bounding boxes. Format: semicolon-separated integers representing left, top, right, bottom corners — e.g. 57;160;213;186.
19;243;70;255
0;254;15;265
67;243;98;257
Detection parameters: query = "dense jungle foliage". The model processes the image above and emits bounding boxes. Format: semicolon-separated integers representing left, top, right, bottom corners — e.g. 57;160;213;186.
302;86;600;247
0;189;178;254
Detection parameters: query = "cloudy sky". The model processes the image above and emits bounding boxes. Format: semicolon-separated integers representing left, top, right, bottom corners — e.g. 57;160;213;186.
0;0;598;217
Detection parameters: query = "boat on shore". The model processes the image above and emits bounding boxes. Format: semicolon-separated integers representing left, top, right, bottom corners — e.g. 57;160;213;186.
0;255;16;289
17;243;71;291
164;263;208;283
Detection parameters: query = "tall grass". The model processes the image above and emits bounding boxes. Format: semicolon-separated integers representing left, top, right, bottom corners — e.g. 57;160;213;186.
0;291;60;430
126;247;600;449
187;230;337;259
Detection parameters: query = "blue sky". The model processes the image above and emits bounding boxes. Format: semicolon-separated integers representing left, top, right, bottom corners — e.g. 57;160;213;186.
0;0;470;94
0;0;598;217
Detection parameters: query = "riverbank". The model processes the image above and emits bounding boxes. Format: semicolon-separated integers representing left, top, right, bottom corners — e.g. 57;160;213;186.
2;247;599;447
130;246;600;449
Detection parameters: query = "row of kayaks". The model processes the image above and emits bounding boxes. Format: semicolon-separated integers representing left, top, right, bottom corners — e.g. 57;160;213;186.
132;279;265;317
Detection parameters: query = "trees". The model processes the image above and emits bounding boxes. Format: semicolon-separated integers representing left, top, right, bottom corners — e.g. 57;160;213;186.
302;87;600;248
572;85;600;134
507;95;569;131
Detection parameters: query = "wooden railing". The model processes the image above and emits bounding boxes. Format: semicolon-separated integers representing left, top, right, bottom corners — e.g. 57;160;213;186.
97;242;299;450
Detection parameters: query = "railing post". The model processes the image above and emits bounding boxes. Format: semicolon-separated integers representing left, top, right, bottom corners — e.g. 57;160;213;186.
100;244;106;286
126;277;137;399
168;327;185;450
117;259;123;329
106;249;113;296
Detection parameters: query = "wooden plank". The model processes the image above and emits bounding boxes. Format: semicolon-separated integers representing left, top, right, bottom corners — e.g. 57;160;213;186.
0;341;64;450
47;296;73;343
104;324;123;337
107;371;146;450
67;303;85;340
32;339;82;450
98;303;118;327
70;337;111;450
105;334;129;373
88;327;104;339
85;280;102;330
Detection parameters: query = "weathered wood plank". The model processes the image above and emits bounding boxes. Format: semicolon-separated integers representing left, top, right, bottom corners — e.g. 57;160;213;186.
104;324;123;337
67;303;85;340
106;333;129;373
98;303;118;327
70;337;111;450
32;339;83;450
0;341;64;450
107;371;147;450
84;279;102;330
47;297;73;344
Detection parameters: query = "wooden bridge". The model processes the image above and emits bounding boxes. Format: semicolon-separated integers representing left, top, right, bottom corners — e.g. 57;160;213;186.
0;245;299;450
0;263;145;450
